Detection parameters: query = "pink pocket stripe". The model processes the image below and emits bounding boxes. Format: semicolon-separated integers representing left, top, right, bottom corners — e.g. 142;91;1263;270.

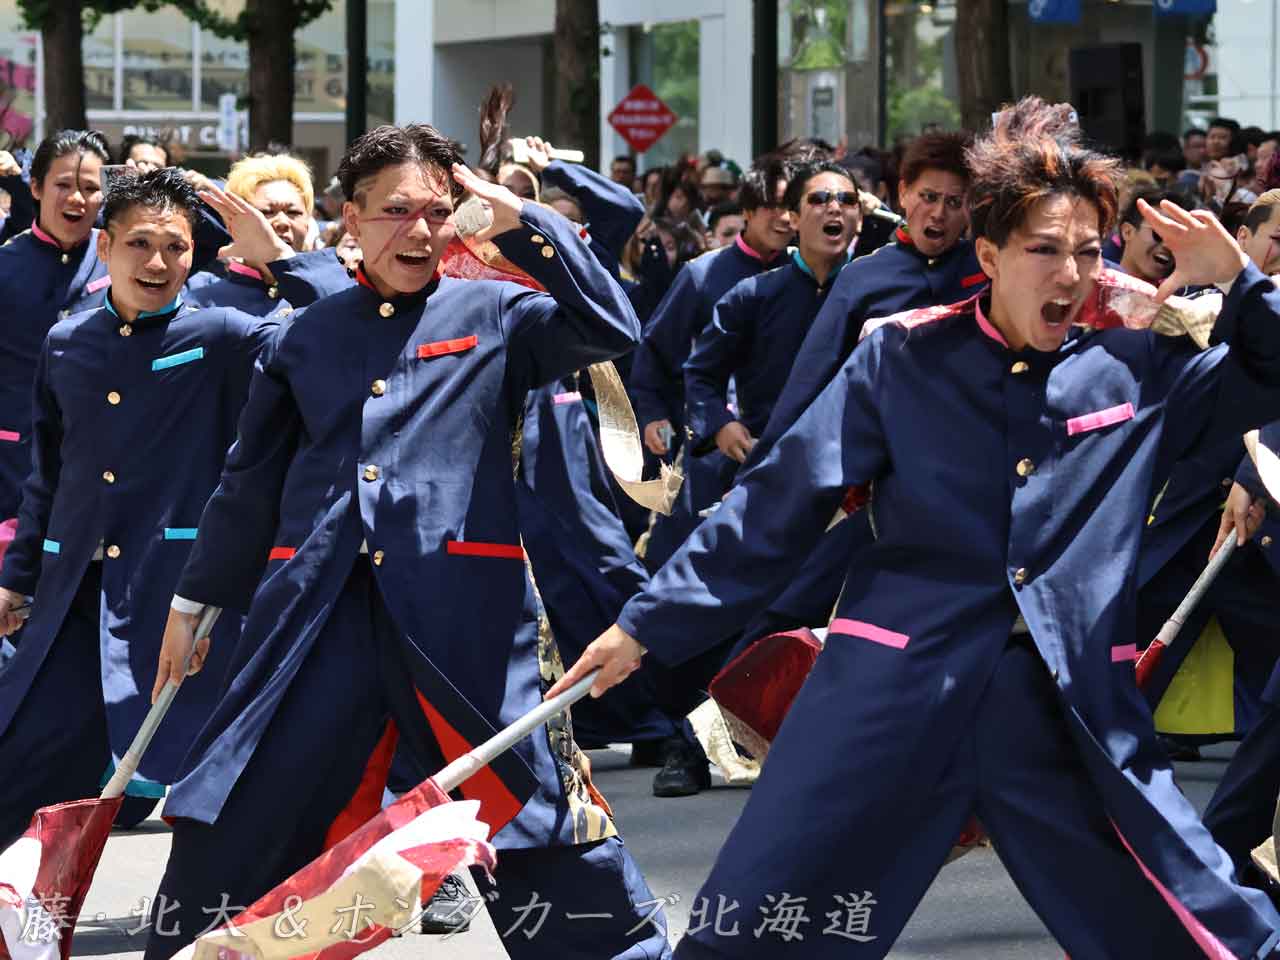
0;431;19;443
552;391;582;405
1067;402;1134;437
1111;643;1138;663
86;276;111;294
829;617;910;650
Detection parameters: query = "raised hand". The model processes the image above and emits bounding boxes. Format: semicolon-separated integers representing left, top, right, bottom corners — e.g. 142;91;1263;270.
520;136;554;174
451;163;525;240
1137;198;1249;302
0;586;27;637
0;151;19;178
199;185;295;266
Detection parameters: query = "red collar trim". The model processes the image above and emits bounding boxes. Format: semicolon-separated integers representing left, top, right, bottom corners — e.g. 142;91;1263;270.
355;263;378;293
894;225;912;247
31;221;63;250
735;234;768;262
973;296;1009;347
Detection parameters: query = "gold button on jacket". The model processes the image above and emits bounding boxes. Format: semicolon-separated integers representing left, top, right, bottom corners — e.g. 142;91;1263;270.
372;549;385;566
102;471;115;484
379;302;395;318
1016;458;1035;477
1013;567;1027;585
363;465;380;481
1011;361;1029;374
371;380;386;397
106;544;121;559
107;391;121;405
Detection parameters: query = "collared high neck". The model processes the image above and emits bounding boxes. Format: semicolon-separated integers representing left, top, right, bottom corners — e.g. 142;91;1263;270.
105;290;184;327
735;234;781;264
792;248;851;290
356;263;439;311
973;295;1008;347
32;220;87;254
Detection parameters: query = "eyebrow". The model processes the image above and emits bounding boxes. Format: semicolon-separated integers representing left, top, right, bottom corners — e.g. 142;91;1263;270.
1025;231;1099;245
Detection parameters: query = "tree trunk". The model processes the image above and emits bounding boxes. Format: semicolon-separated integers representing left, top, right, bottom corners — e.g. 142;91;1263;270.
553;0;600;168
954;0;1013;134
245;0;296;151
41;0;87;132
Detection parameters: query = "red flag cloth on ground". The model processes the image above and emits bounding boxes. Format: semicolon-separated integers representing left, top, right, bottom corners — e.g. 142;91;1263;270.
179;778;496;960
0;796;123;960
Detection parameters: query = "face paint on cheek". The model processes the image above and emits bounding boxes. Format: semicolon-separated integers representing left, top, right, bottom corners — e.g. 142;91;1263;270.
358;204;438;268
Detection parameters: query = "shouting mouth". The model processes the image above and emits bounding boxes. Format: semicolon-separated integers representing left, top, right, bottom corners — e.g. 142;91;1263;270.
1151;249;1174;272
394;250;431;268
822;222;845;238
1041;297;1074;328
135;277;168;292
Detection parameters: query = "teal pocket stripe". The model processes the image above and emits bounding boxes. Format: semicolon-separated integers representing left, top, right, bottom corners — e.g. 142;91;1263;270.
163;528;198;540
42;538;60;554
152;347;204;371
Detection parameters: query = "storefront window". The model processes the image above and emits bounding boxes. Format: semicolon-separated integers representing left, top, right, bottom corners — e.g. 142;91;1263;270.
121;7;195;112
631;20;699;169
883;0;960;145
779;0;880;151
0;0;37;147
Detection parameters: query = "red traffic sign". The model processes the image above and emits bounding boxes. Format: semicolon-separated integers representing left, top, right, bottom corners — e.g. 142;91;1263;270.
608;84;678;154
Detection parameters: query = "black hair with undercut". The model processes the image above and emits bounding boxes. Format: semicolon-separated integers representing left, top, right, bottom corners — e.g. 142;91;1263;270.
1119;185;1195;228
966;97;1123;247
31;129;110;186
101;167;201;233
783;160;856;212
738;156;789;212
707;200;744;230
337;123;466;204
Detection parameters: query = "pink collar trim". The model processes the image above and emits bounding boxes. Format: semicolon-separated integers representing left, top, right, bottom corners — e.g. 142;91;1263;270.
31;221;62;250
735;234;768;262
973;297;1009;347
226;261;264;282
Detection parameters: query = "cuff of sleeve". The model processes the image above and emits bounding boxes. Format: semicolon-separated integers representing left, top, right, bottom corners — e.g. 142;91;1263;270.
170;595;206;615
1216;262;1270;342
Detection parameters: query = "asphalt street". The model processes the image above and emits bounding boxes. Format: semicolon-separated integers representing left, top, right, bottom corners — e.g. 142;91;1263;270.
69;742;1235;959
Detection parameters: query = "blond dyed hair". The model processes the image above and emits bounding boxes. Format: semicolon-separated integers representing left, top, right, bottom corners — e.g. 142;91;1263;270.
225;153;315;214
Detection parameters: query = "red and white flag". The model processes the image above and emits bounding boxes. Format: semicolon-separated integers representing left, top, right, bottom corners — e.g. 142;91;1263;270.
0;797;123;960
176;779;495;960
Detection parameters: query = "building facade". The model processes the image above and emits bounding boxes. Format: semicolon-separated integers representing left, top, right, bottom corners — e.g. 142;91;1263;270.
0;0;1259;183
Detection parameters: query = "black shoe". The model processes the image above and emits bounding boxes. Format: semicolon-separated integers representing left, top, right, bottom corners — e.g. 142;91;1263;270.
629;739;666;767
652;736;711;797
419;874;474;935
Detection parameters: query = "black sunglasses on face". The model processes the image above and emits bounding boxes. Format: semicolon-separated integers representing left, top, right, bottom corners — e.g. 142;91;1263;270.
806;190;860;208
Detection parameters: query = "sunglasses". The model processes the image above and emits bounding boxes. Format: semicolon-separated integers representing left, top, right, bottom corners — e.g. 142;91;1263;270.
917;188;966;211
806;189;860;208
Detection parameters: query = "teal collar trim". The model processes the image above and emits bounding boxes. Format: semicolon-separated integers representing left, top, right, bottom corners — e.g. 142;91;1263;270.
792;248;851;285
105;291;183;322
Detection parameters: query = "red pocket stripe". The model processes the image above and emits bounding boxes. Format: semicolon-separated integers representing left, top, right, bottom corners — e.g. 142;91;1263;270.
0;431;19;443
829;617;910;650
268;546;296;560
1111;643;1138;663
87;276;112;294
417;335;478;359
446;540;525;560
1067;402;1135;437
961;271;988;288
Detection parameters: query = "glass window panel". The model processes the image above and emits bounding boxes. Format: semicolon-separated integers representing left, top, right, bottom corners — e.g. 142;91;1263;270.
83;12;116;113
369;0;395;127
197;1;248;111
121;6;195;112
630;20;699;169
0;0;38;147
883;1;960;143
295;0;345;116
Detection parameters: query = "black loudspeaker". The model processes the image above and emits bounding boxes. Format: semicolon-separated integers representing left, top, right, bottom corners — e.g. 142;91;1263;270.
1069;43;1146;160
